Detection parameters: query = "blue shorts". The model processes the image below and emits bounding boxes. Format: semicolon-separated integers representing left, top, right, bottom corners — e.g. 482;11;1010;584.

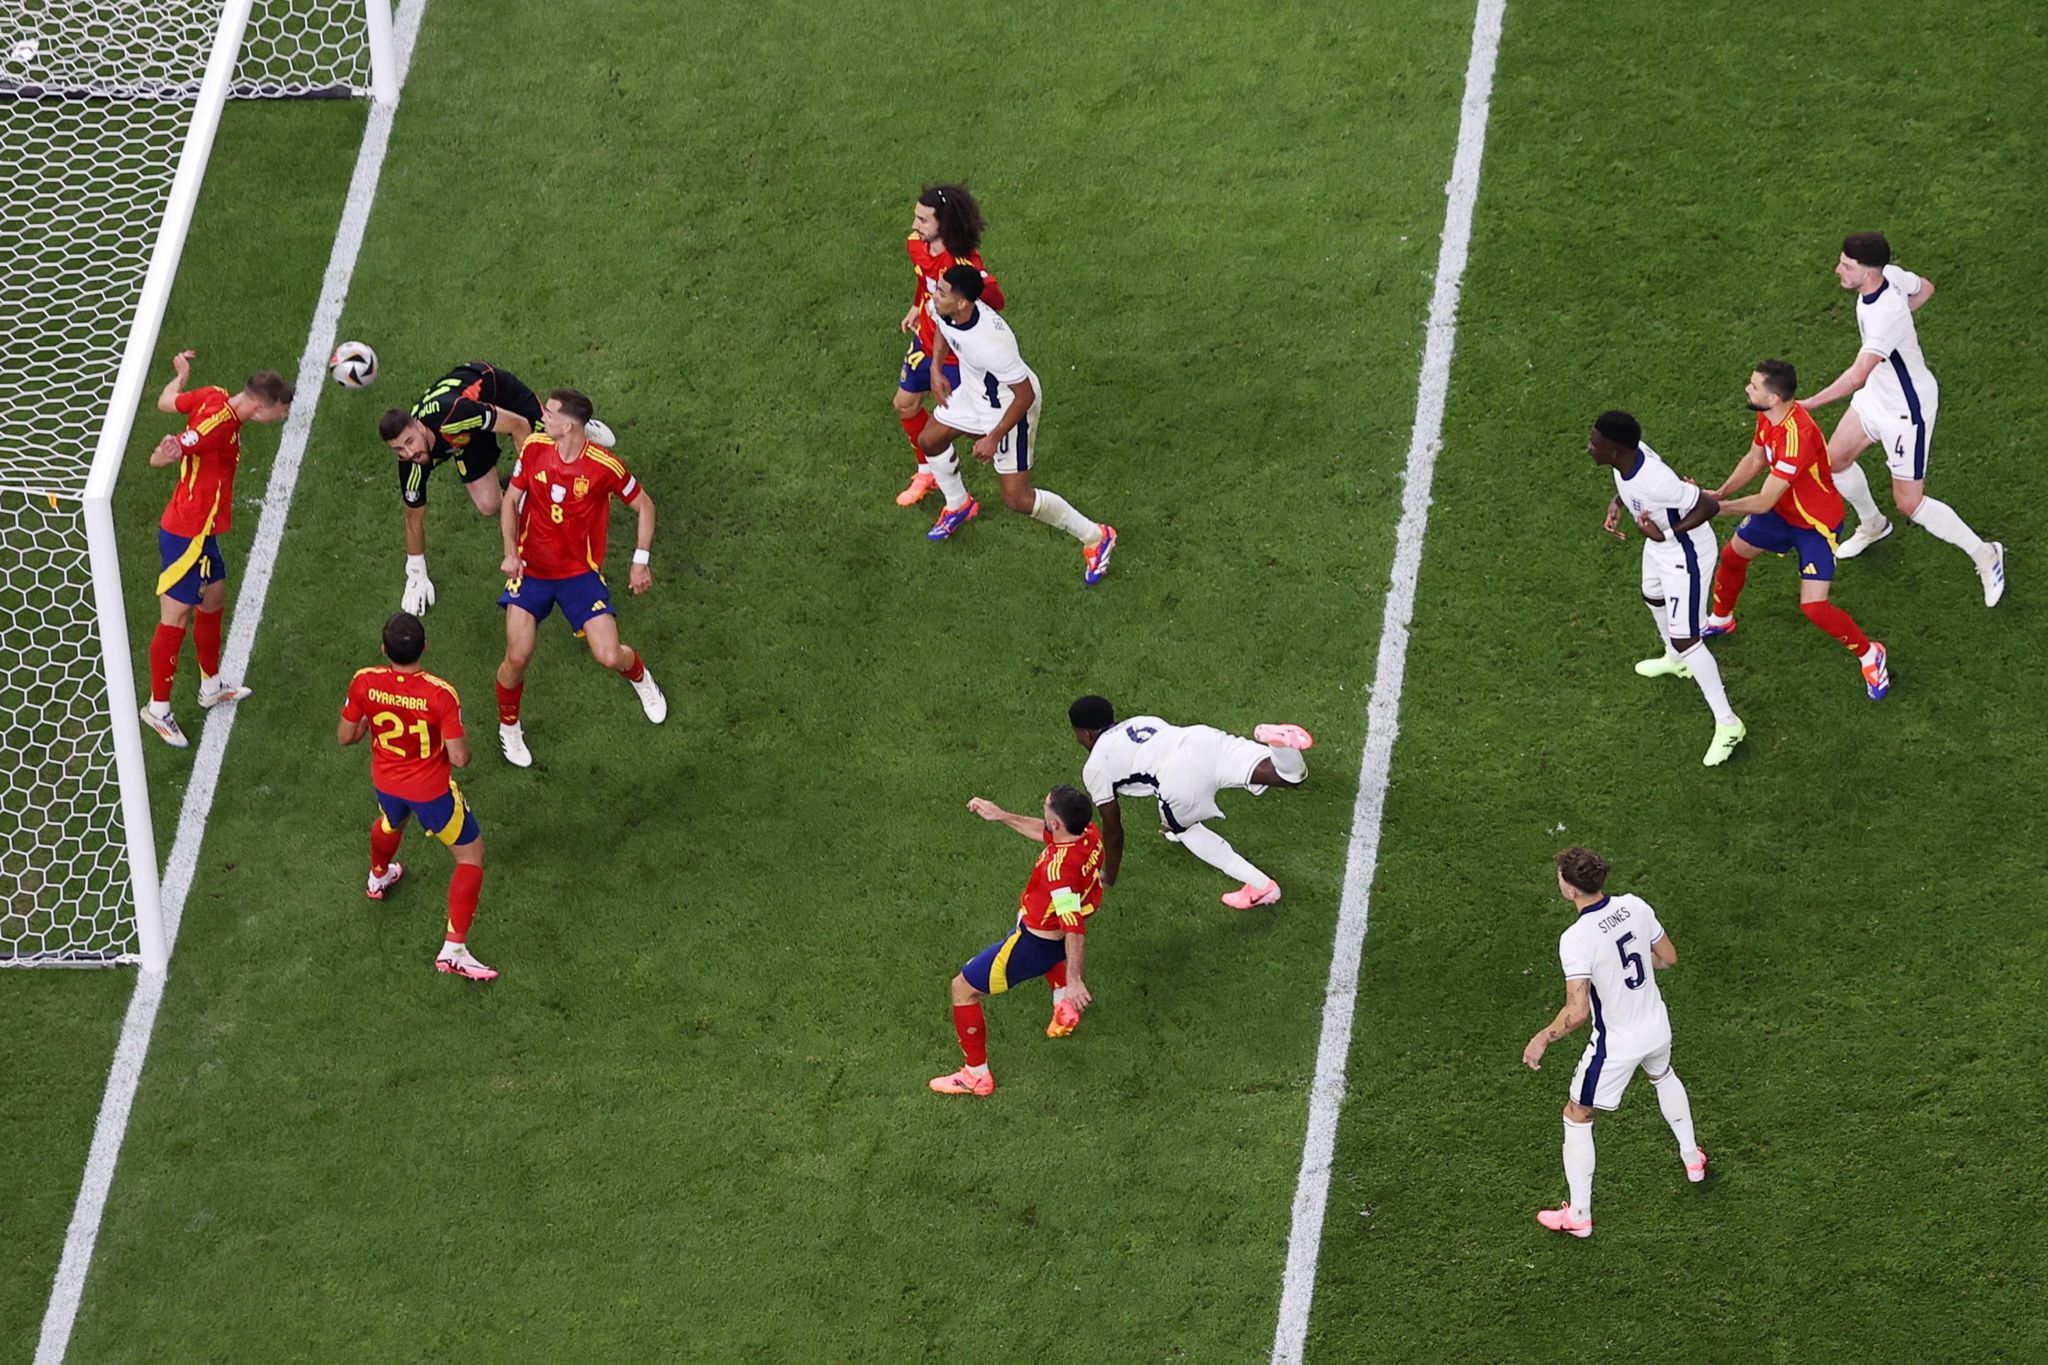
961;919;1066;995
374;781;481;848
1735;512;1843;581
156;528;225;603
499;570;615;631
897;345;961;396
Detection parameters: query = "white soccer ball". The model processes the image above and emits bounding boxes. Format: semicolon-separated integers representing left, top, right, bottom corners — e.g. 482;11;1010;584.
585;417;616;446
329;341;378;388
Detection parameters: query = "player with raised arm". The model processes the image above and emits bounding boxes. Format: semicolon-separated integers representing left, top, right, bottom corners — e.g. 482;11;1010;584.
931;786;1103;1098
891;184;1004;507
337;612;496;981
139;349;293;748
918;265;1118;584
379;360;545;613
1707;360;1890;700
1586;411;1744;766
1523;847;1706;1239
1069;695;1311;909
1804;232;2003;604
493;388;666;767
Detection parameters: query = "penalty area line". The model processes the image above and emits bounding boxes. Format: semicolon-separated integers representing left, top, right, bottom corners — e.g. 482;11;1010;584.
1268;1;1506;1361
35;4;428;1361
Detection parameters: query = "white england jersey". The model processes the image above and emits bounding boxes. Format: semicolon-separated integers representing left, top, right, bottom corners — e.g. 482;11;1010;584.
1854;264;1938;419
1612;442;1714;560
1082;717;1188;806
931;300;1039;420
1557;893;1671;1057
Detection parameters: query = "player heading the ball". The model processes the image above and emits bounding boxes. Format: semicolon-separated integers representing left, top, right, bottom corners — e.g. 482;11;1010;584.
494;388;666;768
918;265;1119;585
1524;847;1707;1238
337;612;496;981
380;360;546;614
892;183;1004;507
139;349;292;749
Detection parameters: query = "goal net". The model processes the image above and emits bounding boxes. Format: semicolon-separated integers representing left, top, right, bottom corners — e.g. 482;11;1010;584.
0;1;395;968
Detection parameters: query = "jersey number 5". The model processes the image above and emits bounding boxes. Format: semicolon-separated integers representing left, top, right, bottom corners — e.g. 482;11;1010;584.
372;710;433;759
1615;932;1646;990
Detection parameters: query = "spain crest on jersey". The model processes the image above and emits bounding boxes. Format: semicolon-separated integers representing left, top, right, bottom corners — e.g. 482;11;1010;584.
573;475;590;499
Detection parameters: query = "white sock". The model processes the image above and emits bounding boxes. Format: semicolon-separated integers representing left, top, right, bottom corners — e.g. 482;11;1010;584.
146;699;171;718
1175;823;1268;886
1646;604;1681;662
1833;460;1884;525
1563;1117;1595;1219
965;1062;989;1077
1908;496;1988;559
1266;745;1307;782
1029;488;1099;544
926;443;971;510
1677;641;1737;726
1652;1070;1698;1161
1051;985;1069;1005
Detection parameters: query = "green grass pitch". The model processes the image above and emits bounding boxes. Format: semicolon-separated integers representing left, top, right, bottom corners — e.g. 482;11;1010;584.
5;0;2046;1360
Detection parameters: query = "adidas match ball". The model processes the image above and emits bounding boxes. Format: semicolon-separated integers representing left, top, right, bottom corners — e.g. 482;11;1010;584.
329;341;378;388
586;417;616;445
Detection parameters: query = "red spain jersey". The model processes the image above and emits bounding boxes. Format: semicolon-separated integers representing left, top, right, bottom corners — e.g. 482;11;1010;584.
341;666;464;801
160;386;243;537
1018;825;1105;935
509;435;642;580
908;235;1004;359
1757;404;1844;533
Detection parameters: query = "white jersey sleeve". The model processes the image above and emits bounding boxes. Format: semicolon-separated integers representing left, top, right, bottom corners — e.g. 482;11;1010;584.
1612;443;1700;529
1857;283;1915;360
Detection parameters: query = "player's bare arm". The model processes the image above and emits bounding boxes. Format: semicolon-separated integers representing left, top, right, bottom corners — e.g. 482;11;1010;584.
1802;351;1883;409
447;735;470;769
929;328;953;405
972;377;1035;463
1063;933;1091;1011
1718;473;1790;519
336;714;369;746
498;484;525;578
1711;444;1768;501
1651;933;1677;967
1602;494;1628;541
154;349;194;413
626;488;656;594
490;407;532;446
1907;275;1935;311
966;797;1042;839
1522;977;1592;1070
1097;798;1124;887
148;434;183;467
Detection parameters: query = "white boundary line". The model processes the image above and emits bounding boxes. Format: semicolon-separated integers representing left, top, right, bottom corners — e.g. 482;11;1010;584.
34;5;425;1359
1268;2;1506;1360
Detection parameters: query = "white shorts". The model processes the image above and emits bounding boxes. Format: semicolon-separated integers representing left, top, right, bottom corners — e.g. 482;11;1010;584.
1569;1036;1672;1112
1153;726;1270;831
932;387;1042;475
1852;393;1936;482
1639;533;1712;640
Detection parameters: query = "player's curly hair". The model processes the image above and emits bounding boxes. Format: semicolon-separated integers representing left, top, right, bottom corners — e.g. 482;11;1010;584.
1555;846;1611;895
1593;410;1640;447
1047;785;1095;837
1068;695;1115;733
1842;231;1890;269
919;183;985;257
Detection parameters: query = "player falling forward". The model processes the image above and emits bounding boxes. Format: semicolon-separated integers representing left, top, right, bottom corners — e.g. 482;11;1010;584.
918;265;1118;584
494;388;666;767
1804;232;2004;604
1068;695;1310;909
931;786;1104;1097
1523;847;1706;1239
379;360;545;613
892;183;1004;507
1586;411;1744;766
337;612;496;981
139;350;293;748
1708;359;1890;700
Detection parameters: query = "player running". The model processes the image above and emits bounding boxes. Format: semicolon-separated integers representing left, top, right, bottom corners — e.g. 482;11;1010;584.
892;183;1004;507
931;786;1104;1098
494;388;666;767
140;349;293;748
1803;232;2004;604
919;266;1118;584
1708;360;1891;700
1068;695;1311;909
337;612;497;981
1586;411;1744;766
1523;847;1706;1239
379;360;545;614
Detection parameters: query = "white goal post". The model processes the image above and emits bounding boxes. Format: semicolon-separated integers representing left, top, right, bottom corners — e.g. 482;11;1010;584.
0;1;397;970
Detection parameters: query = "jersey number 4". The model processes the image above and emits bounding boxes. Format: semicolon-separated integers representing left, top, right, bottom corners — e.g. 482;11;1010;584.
1615;932;1646;990
373;711;433;759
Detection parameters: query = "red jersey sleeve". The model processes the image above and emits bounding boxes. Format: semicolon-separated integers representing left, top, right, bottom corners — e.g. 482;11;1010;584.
510;436;543;492
341;671;369;723
434;679;465;741
174;385;222;416
968;252;1004;311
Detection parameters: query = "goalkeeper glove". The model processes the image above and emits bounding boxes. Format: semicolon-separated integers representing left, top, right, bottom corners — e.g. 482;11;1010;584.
401;555;436;614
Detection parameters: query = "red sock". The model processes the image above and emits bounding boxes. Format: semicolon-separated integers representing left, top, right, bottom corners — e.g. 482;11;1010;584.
1800;600;1870;654
1710;544;1751;618
495;680;523;725
193;607;223;677
619;649;645;683
445;863;483;943
900;409;930;465
369;816;403;876
1044;961;1068;993
951;1002;988;1067
148;624;185;703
